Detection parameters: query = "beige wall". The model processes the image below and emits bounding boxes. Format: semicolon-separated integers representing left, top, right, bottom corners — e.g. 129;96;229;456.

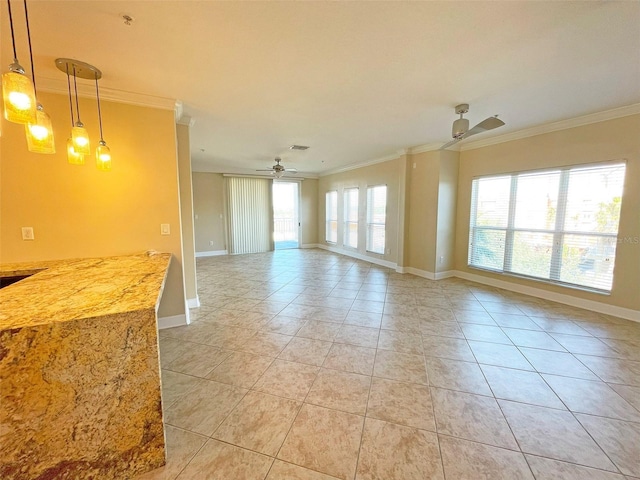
176;123;197;303
456;114;640;311
301;179;318;246
318;158;401;264
406;151;439;272
435;150;459;273
192;172;227;252
0;91;186;318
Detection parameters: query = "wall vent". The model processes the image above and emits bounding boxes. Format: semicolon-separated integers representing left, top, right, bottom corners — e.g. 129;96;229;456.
289;145;310;150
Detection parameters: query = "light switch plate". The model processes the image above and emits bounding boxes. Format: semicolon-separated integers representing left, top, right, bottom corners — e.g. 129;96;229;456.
160;224;170;235
22;227;35;240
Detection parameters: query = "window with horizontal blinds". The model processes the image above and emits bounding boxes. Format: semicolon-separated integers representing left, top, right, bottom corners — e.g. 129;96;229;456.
343;188;359;248
325;191;338;243
366;185;387;254
468;162;626;293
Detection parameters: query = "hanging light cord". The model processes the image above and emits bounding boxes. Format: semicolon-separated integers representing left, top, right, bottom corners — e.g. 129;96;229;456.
23;0;37;94
72;64;81;123
95;75;104;141
7;0;18;62
66;63;75;127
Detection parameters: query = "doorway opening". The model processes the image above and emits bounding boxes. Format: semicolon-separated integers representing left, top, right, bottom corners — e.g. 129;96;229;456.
273;181;300;249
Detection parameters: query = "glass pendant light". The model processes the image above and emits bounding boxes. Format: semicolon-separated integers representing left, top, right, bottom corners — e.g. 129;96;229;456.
94;74;111;171
70;65;90;155
26;104;55;153
67;137;84;165
64;64;83;165
2;0;36;124
23;0;54;153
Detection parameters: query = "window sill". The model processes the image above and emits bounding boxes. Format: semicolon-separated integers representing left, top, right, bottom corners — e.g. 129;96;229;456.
467;265;612;296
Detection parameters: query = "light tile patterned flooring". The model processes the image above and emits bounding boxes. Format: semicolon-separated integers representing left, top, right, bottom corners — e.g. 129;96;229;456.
140;249;640;480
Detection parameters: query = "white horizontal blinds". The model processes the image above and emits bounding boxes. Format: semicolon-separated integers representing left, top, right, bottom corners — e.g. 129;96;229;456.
468;176;510;270
366;185;387;254
325;191;338;243
468;162;626;292
343;188;359;248
227;176;272;254
558;164;626;290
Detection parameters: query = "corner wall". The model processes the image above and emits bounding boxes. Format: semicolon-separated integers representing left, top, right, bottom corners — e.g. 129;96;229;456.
0;91;186;319
455;114;640;312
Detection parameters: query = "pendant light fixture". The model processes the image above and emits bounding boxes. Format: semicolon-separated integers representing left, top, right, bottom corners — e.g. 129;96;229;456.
70;66;90;155
64;63;83;165
55;58;109;169
23;0;55;154
94;74;111;171
2;0;37;124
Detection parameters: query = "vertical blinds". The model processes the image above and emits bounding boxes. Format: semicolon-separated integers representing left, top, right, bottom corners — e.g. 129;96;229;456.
226;177;272;254
468;162;626;292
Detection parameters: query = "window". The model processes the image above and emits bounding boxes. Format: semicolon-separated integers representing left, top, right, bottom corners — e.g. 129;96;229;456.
366;185;387;254
343;188;359;248
469;163;626;292
325;191;338;243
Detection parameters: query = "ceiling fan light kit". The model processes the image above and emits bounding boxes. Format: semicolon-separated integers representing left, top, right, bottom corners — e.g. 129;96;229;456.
440;103;505;150
256;157;298;178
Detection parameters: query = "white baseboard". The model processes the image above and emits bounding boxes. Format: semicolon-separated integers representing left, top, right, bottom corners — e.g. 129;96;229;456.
158;313;189;329
301;243;321;249
317;244;397;269
435;270;456;280
187;296;200;308
196;250;228;258
454;270;640;323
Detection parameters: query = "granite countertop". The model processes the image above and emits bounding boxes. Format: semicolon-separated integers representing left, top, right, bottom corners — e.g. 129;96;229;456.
0;252;172;330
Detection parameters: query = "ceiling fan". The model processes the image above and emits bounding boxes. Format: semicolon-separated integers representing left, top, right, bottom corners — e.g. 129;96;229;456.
256;157;298;178
440;103;505;150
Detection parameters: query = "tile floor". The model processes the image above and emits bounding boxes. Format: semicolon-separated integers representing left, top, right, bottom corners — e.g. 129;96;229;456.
139;249;640;480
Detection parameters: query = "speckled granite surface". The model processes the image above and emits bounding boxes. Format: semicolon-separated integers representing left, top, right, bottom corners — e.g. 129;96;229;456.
0;252;171;479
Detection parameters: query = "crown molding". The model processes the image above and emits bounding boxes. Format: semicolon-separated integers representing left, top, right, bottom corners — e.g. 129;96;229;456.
460;103;640;151
408;142;449;155
319;152;399;177
37;76;179;112
176;114;196;127
191;162;319;179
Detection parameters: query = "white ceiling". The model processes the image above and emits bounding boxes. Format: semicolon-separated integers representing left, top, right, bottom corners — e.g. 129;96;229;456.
3;1;640;175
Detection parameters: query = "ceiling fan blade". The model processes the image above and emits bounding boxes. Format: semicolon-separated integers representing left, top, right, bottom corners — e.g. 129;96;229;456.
285;168;298;173
439;138;461;150
256;169;275;172
461;116;505;139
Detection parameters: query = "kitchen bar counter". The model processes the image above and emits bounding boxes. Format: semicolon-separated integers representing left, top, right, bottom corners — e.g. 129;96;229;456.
0;252;171;479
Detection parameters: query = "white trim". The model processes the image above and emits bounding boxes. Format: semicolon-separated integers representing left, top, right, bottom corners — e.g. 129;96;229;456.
403;267;435;280
196;250;228;257
453;270;640;323
301;243;321;249
158;313;189;330
408;142;450;155
435;270;456;280
38;76;179;111
317;244;397;269
187;296;200;308
461;103;640;151
176;115;196;127
320;153;399;177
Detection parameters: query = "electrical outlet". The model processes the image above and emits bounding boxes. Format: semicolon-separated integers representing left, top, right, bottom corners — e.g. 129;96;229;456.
160;224;170;235
209;240;214;246
22;227;34;240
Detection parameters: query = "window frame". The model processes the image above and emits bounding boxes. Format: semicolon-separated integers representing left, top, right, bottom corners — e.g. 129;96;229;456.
366;185;387;254
468;161;626;294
